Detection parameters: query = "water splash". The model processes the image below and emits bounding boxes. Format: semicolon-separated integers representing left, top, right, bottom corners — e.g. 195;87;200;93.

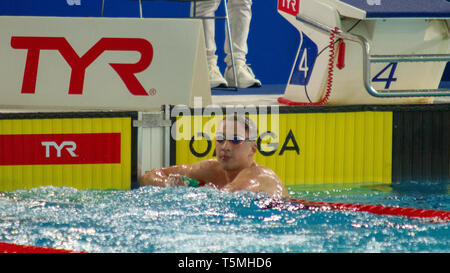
0;185;448;253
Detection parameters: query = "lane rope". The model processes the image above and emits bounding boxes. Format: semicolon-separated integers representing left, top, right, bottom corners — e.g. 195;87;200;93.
0;242;83;253
257;197;450;223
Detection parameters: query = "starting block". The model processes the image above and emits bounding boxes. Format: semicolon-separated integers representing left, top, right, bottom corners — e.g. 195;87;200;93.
278;0;450;105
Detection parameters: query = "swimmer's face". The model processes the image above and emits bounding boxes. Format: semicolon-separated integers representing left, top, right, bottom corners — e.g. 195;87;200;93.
215;119;257;171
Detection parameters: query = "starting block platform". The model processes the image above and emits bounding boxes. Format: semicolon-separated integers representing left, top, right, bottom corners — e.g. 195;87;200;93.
277;0;450;105
340;0;450;19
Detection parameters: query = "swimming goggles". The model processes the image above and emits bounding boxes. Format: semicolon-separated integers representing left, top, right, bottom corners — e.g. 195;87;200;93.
215;134;252;145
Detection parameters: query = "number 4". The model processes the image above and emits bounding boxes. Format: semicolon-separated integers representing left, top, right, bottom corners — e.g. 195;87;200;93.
372;62;398;89
298;49;309;76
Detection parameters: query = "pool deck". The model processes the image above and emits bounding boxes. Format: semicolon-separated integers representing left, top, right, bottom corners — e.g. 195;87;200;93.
0;95;449;113
0;82;449;112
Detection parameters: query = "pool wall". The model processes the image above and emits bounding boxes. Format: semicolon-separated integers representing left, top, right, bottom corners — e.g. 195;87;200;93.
0;104;448;191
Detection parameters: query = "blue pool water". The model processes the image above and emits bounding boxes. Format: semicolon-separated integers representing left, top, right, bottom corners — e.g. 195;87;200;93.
0;182;448;253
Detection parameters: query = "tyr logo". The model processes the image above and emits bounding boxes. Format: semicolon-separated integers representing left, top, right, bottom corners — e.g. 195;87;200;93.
11;37;154;96
278;0;299;16
41;141;78;158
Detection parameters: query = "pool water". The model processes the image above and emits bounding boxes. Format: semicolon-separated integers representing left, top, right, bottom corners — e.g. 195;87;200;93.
0;182;448;253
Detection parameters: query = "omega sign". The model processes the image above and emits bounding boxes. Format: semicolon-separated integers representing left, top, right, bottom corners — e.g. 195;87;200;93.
189;130;300;158
11;36;154;96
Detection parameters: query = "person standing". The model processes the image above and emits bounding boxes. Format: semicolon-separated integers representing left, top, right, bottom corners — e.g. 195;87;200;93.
192;0;262;88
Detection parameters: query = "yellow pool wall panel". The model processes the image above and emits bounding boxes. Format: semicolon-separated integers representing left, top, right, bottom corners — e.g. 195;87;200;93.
174;111;393;186
0;116;132;191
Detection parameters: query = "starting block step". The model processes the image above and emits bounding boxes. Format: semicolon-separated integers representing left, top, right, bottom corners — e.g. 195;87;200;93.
341;0;450;18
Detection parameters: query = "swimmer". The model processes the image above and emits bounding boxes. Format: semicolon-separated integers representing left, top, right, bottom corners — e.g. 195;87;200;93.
139;114;288;198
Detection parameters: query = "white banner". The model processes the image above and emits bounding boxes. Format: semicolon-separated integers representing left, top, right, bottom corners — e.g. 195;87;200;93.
0;16;211;110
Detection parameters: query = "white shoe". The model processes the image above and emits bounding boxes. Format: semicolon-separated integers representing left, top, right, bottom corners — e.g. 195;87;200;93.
225;64;262;88
208;64;228;88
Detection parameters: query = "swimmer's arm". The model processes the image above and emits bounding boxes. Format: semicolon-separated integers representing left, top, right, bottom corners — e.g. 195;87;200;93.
139;164;192;187
139;160;213;187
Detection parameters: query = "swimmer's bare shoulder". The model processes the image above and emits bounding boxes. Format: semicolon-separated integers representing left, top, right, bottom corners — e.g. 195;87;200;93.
255;164;289;197
223;164;288;197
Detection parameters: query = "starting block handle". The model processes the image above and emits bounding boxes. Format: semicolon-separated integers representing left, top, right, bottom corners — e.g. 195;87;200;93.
370;54;450;63
296;14;450;98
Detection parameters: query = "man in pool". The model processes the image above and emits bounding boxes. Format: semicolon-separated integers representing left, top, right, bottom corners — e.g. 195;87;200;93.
139;114;288;198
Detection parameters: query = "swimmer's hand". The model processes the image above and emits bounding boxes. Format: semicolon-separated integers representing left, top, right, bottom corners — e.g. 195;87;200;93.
166;174;185;187
166;174;200;187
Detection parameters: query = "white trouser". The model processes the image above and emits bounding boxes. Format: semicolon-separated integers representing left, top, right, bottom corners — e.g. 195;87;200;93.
191;0;252;67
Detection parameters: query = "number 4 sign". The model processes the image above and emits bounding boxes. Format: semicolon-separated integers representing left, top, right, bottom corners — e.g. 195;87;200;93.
289;33;318;86
372;62;398;89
